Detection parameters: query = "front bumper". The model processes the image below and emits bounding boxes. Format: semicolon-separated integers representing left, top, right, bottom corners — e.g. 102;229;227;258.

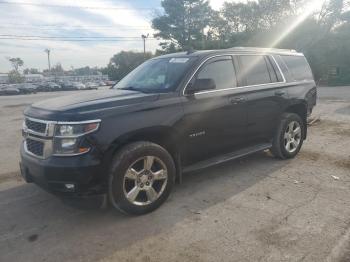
20;142;106;196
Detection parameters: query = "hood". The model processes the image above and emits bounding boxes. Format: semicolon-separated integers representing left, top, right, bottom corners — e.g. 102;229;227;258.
32;89;158;111
25;89;159;120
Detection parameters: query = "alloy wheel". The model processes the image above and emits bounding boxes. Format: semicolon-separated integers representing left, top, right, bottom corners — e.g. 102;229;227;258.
284;121;302;153
123;156;168;206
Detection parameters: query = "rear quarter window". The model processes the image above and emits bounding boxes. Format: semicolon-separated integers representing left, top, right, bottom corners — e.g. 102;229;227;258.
281;55;314;82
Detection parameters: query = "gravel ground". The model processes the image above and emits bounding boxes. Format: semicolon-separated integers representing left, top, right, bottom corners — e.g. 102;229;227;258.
0;86;349;262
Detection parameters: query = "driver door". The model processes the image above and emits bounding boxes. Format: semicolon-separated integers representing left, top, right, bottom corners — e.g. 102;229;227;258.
180;56;248;165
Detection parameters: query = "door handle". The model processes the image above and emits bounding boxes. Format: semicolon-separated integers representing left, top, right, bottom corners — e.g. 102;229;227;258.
275;90;286;96
230;97;246;104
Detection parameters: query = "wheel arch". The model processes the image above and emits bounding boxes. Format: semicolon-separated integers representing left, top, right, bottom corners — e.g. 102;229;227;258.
284;102;308;139
104;126;183;183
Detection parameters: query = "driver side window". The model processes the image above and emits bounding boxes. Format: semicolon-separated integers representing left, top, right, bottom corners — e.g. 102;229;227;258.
197;56;237;90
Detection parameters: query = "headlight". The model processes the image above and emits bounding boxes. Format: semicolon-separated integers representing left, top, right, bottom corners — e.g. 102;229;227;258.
53;120;100;156
55;122;100;137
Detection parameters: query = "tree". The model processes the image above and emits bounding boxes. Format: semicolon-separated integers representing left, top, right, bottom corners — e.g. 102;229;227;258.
6;57;24;72
23;68;40;75
318;0;344;31
105;51;152;81
149;0;350;84
8;70;24;83
152;0;213;51
258;0;296;28
51;63;64;76
221;2;261;33
341;10;350;22
73;66;101;76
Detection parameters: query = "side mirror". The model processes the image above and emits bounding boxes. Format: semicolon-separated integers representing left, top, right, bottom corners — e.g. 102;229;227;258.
186;78;216;94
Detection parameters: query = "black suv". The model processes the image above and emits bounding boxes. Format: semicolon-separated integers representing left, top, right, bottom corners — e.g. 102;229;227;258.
20;47;317;214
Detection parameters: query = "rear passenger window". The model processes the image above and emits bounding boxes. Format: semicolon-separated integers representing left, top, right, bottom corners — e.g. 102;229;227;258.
281;55;313;81
197;57;237;90
238;55;275;86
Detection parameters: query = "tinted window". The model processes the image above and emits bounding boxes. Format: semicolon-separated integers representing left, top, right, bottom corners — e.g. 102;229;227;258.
239;55;273;86
115;57;197;93
197;57;237;90
265;56;280;82
281;55;313;81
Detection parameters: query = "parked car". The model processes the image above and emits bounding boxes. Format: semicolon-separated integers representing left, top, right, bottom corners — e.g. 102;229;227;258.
16;83;38;94
20;47;317;215
72;82;86;90
60;81;76;90
36;82;49;92
0;86;20;95
84;82;99;90
36;82;60;92
99;81;106;86
105;80;116;86
47;82;61;91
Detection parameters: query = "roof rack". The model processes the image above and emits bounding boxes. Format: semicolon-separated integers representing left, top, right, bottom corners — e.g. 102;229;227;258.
227;47;297;53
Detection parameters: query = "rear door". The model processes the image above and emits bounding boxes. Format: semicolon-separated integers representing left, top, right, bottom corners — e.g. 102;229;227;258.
180;55;248;165
236;54;288;145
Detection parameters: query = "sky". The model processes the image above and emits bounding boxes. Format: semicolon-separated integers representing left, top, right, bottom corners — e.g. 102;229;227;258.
0;0;234;72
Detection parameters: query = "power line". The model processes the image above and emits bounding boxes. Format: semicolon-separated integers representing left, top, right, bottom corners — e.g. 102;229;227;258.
0;34;156;39
0;1;161;11
0;28;154;33
0;26;153;31
0;22;152;29
0;37;160;42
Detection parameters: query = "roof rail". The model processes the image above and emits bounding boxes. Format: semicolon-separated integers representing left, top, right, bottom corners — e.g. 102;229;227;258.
227;47;297;53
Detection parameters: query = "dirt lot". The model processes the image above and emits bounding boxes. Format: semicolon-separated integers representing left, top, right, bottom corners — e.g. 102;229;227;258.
0;87;349;262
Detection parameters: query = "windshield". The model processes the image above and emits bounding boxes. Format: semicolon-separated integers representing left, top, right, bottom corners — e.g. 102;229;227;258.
114;57;196;93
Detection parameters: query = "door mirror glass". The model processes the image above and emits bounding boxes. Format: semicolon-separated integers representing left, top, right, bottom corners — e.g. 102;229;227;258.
186;78;216;94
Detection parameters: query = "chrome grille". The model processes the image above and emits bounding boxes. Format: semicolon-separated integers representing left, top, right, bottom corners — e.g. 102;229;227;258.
25;118;47;134
26;138;44;157
23;117;55;159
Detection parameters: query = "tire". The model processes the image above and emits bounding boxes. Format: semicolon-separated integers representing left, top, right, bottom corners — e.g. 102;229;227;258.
108;141;175;215
270;112;305;159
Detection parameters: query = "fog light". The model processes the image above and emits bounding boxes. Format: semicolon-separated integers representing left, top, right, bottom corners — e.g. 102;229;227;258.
64;184;75;191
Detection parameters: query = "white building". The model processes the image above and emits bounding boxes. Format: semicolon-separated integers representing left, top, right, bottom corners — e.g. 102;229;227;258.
24;74;44;83
0;73;9;84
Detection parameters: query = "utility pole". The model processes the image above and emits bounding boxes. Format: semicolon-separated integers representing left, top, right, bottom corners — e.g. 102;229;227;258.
44;49;51;72
141;34;149;58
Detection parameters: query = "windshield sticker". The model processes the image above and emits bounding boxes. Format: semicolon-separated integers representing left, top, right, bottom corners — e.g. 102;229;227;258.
169;58;190;63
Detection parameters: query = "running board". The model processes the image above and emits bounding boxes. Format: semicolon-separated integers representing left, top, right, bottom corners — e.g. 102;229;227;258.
183;143;272;173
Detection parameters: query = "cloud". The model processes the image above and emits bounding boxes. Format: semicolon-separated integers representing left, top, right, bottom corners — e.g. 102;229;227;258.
0;0;160;72
0;0;230;72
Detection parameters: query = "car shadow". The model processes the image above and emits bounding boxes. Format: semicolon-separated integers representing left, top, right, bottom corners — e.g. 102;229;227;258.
0;151;290;262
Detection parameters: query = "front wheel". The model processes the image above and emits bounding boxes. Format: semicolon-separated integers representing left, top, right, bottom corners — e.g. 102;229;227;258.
270;113;305;159
108;142;175;215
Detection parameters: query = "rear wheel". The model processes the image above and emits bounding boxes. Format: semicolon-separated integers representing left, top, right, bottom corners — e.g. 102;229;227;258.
271;113;305;159
108;142;175;215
